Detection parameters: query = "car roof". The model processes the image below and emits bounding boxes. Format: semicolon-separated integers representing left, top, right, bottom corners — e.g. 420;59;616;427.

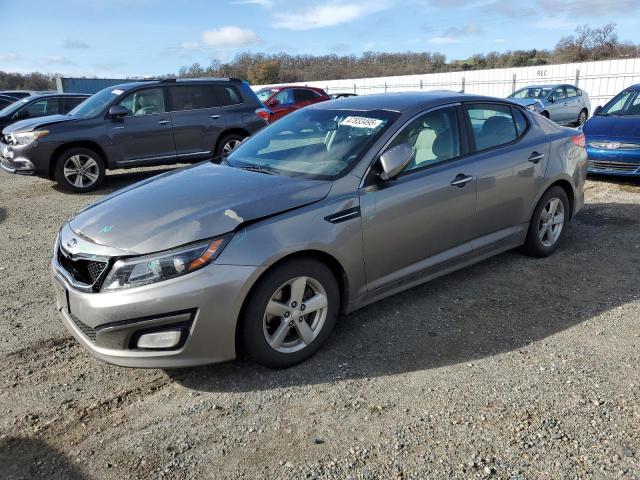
310;91;521;113
109;77;243;92
520;84;578;89
26;93;91;99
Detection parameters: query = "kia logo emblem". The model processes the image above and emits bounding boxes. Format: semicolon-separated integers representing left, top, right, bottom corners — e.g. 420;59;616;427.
67;238;78;248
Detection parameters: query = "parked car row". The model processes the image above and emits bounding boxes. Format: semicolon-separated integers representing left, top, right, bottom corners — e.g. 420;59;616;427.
1;78;269;192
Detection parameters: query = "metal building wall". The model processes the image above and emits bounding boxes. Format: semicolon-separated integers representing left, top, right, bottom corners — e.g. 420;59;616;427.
55;77;139;94
253;57;640;107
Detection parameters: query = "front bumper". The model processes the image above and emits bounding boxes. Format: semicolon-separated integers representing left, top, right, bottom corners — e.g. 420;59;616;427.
52;256;265;368
586;146;640;176
0;139;59;176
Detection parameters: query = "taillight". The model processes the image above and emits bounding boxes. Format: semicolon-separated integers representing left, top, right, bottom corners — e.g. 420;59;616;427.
255;108;270;122
571;133;585;148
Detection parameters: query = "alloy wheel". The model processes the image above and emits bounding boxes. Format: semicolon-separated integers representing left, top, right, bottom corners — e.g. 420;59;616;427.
263;276;328;354
222;139;242;154
538;197;565;247
63;154;99;189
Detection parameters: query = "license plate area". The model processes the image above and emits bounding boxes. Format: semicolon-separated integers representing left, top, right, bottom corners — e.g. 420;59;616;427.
54;279;69;312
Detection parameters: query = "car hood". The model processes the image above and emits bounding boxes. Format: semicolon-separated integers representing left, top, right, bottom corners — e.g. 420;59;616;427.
583;115;640;140
3;114;78;134
508;98;540;107
69;162;332;255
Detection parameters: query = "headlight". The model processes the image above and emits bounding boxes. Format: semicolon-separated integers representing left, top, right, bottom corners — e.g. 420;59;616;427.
101;235;231;291
527;104;538;111
13;130;49;145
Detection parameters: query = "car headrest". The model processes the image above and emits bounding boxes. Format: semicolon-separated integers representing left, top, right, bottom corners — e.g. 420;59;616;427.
482;116;513;136
432;128;456;159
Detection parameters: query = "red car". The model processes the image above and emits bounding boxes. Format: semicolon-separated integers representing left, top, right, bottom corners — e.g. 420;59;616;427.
255;86;330;122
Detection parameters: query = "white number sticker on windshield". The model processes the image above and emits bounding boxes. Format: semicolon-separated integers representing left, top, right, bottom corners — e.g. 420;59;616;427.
340;116;383;129
111;89;124;95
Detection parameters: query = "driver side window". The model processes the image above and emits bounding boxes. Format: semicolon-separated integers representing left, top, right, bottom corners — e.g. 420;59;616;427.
386;106;461;173
552;87;566;100
118;88;166;116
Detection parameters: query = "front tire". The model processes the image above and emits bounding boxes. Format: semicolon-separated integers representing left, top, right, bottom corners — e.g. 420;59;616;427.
54;147;105;193
241;259;340;369
521;186;569;258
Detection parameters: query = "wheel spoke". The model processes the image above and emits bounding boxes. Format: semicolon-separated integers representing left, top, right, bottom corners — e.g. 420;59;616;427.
268;321;291;349
289;277;307;305
538;225;548;241
548;198;559;217
551;212;564;225
294;320;314;345
83;171;99;183
68;155;82;170
63;167;78;178
266;299;290;318
83;157;98;169
74;174;84;187
303;293;327;314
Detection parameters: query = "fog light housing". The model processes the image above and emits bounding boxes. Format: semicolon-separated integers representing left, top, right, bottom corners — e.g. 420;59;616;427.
137;330;182;349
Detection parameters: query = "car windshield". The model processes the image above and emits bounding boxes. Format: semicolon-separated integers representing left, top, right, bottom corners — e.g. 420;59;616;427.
225;108;398;180
509;87;552;99
599;89;640;116
67;87;124;118
0;97;30;117
256;88;277;102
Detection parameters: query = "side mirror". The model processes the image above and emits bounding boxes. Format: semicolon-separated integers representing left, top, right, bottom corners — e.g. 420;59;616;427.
379;143;414;181
13;110;29;120
548;95;555;103
594;105;603;115
268;98;279;107
108;105;129;118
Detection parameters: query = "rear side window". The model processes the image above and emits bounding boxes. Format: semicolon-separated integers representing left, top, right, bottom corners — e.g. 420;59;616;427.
169;86;217;111
566;87;578;98
275;89;295;105
214;86;242;106
466;104;521;151
61;97;86;113
512;108;528;136
295;89;319;102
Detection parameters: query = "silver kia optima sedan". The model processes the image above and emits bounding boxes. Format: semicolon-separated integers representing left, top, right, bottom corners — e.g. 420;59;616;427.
52;92;587;369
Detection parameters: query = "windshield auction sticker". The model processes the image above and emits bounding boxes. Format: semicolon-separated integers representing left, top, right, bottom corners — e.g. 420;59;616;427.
340;116;384;129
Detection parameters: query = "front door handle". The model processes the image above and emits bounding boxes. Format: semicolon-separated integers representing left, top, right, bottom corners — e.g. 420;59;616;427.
157;119;171;125
451;174;473;187
528;152;545;163
210;114;221;119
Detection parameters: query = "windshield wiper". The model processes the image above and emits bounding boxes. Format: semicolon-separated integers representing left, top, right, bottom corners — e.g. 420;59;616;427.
239;165;277;175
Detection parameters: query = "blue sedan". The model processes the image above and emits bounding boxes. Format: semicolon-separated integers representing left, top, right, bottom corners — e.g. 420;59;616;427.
583;84;640;176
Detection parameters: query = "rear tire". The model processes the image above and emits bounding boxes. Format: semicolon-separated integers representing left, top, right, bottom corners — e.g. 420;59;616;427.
215;133;246;157
577;108;588;126
241;259;340;369
521;186;570;258
54;147;105;193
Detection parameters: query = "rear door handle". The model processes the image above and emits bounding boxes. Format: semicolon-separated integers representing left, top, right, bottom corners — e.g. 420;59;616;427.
210;114;221;119
451;174;473;187
157;119;171;125
528;152;545;163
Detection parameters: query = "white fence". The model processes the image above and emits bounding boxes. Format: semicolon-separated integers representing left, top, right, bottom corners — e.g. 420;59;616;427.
254;57;640;108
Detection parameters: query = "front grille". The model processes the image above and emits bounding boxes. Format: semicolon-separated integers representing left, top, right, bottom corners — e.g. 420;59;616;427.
3;134;17;146
588;160;640;173
70;313;96;343
57;246;109;286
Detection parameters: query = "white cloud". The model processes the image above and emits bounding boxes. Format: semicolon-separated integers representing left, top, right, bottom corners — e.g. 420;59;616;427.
428;36;460;44
200;26;260;46
41;54;74;65
181;41;200;50
0;52;20;62
63;38;90;49
275;1;389;30
233;0;274;7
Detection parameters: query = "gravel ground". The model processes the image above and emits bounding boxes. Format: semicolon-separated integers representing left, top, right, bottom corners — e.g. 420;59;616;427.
0;169;639;480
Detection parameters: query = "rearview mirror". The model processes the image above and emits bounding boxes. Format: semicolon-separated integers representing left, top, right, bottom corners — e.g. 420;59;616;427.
594;105;603;115
379;143;414;180
108;105;129;118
